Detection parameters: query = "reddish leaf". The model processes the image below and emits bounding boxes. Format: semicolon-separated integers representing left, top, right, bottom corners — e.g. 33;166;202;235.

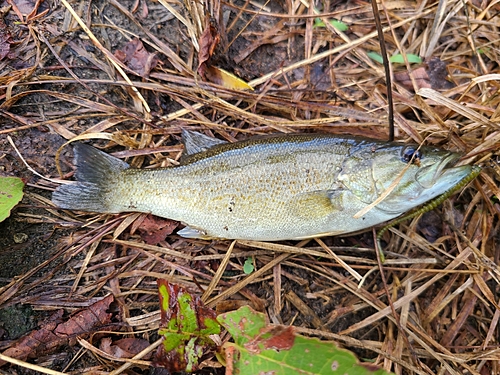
114;38;159;77
196;17;251;90
154;280;220;372
136;214;178;245
245;326;295;353
54;294;114;336
197;17;220;80
394;57;455;92
0;296;115;367
0;310;63;366
394;67;431;91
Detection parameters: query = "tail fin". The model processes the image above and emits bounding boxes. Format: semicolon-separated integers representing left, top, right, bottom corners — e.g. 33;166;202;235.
52;144;129;213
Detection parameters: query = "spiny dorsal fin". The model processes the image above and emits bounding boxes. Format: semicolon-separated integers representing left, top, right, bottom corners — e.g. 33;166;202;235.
181;129;227;155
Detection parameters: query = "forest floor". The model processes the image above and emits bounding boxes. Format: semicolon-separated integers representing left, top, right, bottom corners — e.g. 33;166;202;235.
0;0;499;374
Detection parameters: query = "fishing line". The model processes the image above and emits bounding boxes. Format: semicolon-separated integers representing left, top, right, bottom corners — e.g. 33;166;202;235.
370;0;394;141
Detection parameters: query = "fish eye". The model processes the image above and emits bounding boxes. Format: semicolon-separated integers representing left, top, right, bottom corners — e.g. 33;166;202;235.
402;147;423;164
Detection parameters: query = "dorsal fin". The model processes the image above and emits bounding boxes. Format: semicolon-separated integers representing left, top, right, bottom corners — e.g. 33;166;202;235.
181;129;227;155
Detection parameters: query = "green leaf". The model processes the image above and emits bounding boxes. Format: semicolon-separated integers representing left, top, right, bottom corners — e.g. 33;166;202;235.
314;18;325;27
313;18;349;31
155;280;221;372
367;52;421;64
0;177;24;222
330;19;349;31
367;52;383;64
218;306;394;375
389;54;422;64
243;257;254;274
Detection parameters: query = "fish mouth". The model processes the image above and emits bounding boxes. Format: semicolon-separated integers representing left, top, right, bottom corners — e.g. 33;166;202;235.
415;152;460;188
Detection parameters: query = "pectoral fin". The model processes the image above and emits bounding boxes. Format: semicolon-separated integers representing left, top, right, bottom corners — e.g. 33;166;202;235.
291;190;344;220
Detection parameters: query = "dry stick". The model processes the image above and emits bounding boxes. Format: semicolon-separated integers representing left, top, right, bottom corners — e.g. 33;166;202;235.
315;238;362;281
249;8;435;87
109;338;163;375
36;31;145;125
341;249;476;375
373;228;420;367
58;0;150;116
370;0;394;141
71;240;100;293
0;353;66;375
7;136;68;185
77;337;151;366
226;0;272;51
340;249;471;335
0;216;119;304
201;240;236;303
206;253;290;308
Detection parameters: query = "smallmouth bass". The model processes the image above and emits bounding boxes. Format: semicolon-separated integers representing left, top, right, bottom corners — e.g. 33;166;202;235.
52;131;475;241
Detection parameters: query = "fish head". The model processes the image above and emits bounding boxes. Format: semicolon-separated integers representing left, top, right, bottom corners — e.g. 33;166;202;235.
338;142;472;214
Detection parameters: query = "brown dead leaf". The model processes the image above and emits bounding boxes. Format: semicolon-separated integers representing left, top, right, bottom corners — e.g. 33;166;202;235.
0;310;64;366
100;337;151;359
395;58;456;92
197;17;220;80
394;67;431;91
0;296;116;367
136;214;178;245
6;0;45;22
196;17;251;90
426;58;456;90
114;38;159;78
54;295;115;337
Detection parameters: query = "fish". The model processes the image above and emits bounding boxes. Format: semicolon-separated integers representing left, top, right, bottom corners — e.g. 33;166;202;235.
52;131;474;241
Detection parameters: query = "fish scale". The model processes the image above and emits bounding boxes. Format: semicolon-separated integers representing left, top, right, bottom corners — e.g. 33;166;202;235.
52;132;473;241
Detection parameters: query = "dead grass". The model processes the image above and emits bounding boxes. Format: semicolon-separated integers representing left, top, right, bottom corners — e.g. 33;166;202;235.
0;0;499;374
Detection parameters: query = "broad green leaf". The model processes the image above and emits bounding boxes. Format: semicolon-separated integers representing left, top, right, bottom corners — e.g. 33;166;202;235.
243;257;254;274
0;177;24;222
155;280;221;372
367;52;422;64
218;306;393;375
